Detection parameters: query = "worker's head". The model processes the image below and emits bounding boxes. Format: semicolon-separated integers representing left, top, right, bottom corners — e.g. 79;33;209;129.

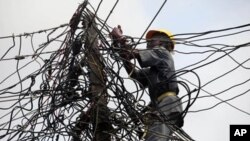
146;29;174;51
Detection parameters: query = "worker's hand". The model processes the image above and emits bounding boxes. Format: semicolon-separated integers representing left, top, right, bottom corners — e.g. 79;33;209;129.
110;25;123;38
110;25;126;43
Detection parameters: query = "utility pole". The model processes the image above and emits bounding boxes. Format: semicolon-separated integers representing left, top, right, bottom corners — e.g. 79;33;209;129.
84;12;112;141
71;2;112;140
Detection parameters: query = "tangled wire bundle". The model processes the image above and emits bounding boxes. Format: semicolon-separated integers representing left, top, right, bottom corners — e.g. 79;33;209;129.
1;0;250;141
0;1;160;140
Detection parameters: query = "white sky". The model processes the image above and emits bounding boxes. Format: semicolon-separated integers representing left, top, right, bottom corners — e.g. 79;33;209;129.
0;0;250;141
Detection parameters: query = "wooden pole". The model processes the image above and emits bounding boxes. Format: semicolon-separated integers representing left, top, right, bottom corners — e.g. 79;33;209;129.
83;12;112;141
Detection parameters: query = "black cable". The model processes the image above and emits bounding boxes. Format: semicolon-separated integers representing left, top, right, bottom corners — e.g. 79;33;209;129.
0;1;250;140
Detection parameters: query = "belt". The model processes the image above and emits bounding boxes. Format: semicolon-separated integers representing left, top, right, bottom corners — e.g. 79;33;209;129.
157;91;176;102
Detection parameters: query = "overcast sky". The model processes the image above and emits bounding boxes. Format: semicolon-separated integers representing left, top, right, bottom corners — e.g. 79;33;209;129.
0;0;250;141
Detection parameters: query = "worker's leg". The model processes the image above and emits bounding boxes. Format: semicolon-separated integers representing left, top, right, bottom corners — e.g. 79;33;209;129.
145;96;182;141
145;120;172;141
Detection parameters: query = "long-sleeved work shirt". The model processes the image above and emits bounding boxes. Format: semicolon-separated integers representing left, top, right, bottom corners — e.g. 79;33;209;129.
131;46;183;127
132;46;179;102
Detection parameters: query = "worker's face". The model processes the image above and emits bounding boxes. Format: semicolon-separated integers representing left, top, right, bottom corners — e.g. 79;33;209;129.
147;34;168;49
146;38;161;49
146;34;172;50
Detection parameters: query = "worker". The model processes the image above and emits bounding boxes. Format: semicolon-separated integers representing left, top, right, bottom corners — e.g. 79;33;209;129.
110;26;184;141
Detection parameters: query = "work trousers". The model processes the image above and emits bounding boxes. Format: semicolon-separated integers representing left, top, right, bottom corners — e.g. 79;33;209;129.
145;95;183;141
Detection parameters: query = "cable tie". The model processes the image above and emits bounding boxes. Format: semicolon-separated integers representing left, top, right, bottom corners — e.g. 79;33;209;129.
15;55;25;60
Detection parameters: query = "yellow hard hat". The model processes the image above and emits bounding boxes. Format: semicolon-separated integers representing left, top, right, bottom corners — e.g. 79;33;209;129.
146;29;175;49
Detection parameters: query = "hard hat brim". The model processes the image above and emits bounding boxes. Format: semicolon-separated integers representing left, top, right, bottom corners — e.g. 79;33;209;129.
146;30;160;40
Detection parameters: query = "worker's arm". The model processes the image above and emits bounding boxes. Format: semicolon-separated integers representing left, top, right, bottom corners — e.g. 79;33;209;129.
119;49;139;76
110;25;140;75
